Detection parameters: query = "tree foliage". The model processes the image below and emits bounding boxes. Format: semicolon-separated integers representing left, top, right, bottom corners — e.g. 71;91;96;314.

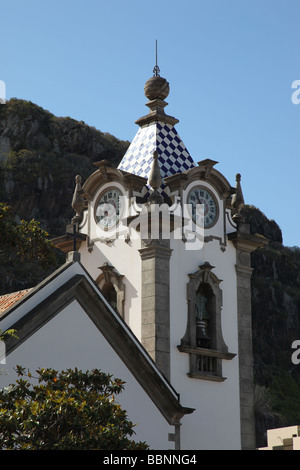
0;203;57;266
0;367;148;450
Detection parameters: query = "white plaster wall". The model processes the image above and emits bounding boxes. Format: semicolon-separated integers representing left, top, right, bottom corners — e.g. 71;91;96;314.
0;300;173;450
79;238;142;340
79;182;143;340
169;191;241;449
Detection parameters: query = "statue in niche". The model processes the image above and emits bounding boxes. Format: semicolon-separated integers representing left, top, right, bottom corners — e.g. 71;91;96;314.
102;283;118;312
195;287;210;348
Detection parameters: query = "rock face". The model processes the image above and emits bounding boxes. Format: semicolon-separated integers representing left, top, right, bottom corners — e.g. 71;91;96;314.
0;99;129;236
242;205;300;447
242;206;300;381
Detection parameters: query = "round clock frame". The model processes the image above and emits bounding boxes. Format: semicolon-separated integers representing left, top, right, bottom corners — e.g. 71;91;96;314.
187;186;219;229
95;187;124;230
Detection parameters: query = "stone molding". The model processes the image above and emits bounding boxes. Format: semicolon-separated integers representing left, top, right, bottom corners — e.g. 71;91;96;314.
81;160;147;201
164;160;235;201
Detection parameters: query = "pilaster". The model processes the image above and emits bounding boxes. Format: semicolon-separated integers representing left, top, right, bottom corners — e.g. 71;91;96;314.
228;224;268;450
139;240;172;381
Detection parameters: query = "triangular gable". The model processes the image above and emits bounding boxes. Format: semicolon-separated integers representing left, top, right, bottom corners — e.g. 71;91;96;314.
0;259;193;426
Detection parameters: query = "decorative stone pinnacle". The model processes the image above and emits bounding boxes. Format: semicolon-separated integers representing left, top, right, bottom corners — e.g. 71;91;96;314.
71;174;85;224
148;150;162;190
231;173;245;226
147;150;164;204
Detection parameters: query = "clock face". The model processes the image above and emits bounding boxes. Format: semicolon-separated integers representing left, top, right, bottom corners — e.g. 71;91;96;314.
187;186;218;228
95;188;123;230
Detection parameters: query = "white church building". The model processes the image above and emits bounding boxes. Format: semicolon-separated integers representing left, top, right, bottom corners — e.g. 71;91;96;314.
0;68;267;450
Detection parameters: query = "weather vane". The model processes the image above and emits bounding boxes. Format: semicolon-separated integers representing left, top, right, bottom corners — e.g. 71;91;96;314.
153;39;160;77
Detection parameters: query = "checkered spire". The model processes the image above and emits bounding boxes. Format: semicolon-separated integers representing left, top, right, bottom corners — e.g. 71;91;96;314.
118;74;196;182
118;121;195;180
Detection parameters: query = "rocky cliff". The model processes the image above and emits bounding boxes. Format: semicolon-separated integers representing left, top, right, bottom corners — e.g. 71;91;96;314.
242;205;300;446
0;98;129;237
1;99;300;447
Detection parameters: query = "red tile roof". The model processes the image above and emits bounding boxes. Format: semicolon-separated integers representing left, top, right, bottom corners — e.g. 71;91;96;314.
0;289;32;315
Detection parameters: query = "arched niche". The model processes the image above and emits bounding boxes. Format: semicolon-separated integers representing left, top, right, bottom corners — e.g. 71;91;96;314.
178;262;235;381
96;262;125;318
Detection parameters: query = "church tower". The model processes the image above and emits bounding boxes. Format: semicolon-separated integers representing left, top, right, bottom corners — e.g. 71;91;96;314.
60;65;267;450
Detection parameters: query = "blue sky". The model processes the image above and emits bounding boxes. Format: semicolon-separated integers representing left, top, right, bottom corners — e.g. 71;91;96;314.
1;0;300;246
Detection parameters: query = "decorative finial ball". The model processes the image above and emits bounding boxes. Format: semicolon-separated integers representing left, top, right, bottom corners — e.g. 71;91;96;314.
144;76;170;101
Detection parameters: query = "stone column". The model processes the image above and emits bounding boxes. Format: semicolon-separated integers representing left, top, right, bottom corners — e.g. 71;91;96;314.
139;239;172;381
229;224;268;450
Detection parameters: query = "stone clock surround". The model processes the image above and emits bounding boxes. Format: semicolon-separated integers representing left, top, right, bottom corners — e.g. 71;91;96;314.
164;159;236;250
187;185;219;229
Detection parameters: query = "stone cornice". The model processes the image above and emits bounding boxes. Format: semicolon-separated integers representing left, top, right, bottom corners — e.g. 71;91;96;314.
177;344;236;360
139;243;173;261
164;160;235;200
228;230;268;252
51;233;86;254
81;161;147;201
135;111;179;128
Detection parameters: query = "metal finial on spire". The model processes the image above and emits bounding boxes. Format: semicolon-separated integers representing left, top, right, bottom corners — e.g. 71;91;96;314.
153;40;160;77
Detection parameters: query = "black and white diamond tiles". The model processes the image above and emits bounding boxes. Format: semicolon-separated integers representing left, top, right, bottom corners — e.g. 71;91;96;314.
118;122;196;180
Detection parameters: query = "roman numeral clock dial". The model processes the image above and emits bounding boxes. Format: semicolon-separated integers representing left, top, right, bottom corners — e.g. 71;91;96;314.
187;186;218;228
95;188;123;230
